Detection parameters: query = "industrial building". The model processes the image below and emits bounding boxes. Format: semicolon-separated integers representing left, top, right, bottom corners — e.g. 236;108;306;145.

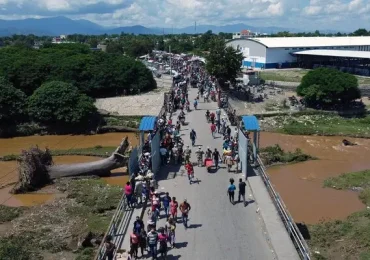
226;36;370;69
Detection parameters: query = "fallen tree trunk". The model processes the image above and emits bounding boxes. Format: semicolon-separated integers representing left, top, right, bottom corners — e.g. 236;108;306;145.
11;137;131;194
49;137;130;178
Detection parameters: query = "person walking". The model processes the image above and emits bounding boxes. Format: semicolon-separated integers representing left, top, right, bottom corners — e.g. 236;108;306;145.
216;119;221;133
216;108;221;122
210;111;215;124
238;178;247;205
104;235;116;260
185;162;194;184
160;146;167;165
190;129;197;146
184;145;191;164
133;216;144;234
147;227;159;260
210;122;216;138
129;231;139;259
161;192;171;218
125;182;133;208
179;199;191;229
195;147;204;167
170;197;179;221
158;228;169;259
165;217;176;248
193;98;198;110
212;148;221;169
205;147;212;159
139;229;147;258
227;179;236;204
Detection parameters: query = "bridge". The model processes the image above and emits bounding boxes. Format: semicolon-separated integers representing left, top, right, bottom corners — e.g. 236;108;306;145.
96;87;311;260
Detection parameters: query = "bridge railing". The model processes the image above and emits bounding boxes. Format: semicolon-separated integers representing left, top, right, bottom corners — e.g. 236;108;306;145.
256;155;311;260
94;193;131;260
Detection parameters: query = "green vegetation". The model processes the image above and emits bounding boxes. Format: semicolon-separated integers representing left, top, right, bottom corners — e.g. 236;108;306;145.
324;170;370;205
103;115;142;128
259;144;315;166
277;114;370;138
297;68;361;107
0;205;24;223
0;146;117;161
0;236;43;260
75;248;95;260
0;178;122;259
205;37;243;84
259;69;370;85
28;81;97;129
65;179;122;214
259;70;308;82
308;170;370;260
0;77;27;130
0;44;156;97
0;44;155;137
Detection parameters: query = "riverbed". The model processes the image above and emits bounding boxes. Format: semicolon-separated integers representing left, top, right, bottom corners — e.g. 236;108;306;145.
0;133;137;206
261;132;368;224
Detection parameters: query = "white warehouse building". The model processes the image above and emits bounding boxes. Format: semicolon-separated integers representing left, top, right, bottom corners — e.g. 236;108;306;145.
226;36;370;69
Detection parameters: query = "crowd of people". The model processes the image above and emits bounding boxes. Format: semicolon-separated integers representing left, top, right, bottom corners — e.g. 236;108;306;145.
104;57;248;260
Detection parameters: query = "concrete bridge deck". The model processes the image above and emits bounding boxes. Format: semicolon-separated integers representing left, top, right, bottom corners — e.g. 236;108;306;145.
120;86;300;260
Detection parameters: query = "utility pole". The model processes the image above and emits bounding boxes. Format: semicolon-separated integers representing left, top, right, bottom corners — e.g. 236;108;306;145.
195;21;197;34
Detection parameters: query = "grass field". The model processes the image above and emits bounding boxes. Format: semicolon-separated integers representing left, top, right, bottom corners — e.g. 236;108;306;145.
259;69;370;85
308;170;370;260
0;178;122;260
277;114;370;138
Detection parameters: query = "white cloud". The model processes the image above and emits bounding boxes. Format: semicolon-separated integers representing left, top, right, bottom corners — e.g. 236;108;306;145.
0;0;369;31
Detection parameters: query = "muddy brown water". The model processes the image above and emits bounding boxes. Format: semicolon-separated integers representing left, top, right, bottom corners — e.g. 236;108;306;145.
0;133;136;207
261;132;368;224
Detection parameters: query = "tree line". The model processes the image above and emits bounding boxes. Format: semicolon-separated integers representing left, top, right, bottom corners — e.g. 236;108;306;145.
0;43;156;97
0;43;156;137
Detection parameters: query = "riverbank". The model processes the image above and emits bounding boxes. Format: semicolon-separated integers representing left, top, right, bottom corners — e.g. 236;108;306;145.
260;114;370;138
0;177;123;260
0;146;117;161
307;170;370;260
0;114;141;139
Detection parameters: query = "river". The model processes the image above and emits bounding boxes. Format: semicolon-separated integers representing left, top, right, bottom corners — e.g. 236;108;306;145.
1;131;368;224
261;132;368;224
0;133;138;207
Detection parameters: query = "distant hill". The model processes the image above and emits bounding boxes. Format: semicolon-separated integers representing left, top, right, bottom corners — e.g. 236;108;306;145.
0;16;345;36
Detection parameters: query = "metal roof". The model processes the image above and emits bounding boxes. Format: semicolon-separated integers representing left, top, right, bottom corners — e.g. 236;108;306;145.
139;116;157;131
293;49;370;59
232;36;370;48
242;116;260;131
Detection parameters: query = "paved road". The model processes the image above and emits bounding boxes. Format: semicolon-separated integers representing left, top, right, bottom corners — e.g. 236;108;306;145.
148;86;277;260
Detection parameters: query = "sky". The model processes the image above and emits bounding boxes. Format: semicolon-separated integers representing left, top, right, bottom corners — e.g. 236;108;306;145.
0;0;368;31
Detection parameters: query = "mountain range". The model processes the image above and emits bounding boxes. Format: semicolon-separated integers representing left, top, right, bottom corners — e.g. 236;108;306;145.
0;16;340;36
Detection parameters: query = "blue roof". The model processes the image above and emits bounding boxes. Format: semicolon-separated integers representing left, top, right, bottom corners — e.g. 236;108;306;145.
242;115;260;131
139;116;157;131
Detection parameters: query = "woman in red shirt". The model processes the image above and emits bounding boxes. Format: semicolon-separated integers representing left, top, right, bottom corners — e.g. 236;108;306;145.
129;231;139;258
158;228;168;258
124;182;133;208
185;163;194;184
170;197;178;221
